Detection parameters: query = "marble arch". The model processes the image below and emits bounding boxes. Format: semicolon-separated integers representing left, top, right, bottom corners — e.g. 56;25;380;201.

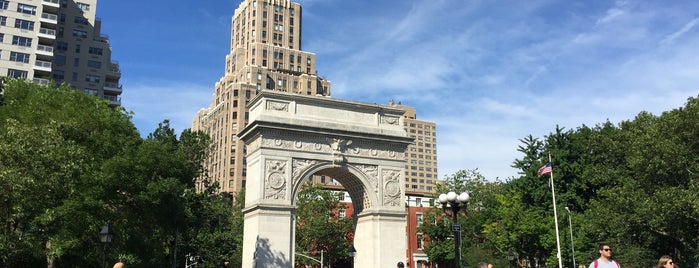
238;90;413;268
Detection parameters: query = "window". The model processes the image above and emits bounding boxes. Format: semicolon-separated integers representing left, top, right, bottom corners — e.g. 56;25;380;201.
85;74;100;83
416;213;424;226
17;4;37;15
12;36;32;47
73;57;79;67
417;233;424;249
71;72;78;81
10;52;30;63
75;2;90;11
75;44;80;53
0;33;3;43
54;55;66;66
0;1;8;10
83;88;98;96
52;70;65;80
0;16;6;26
73;30;87;38
88;47;103;55
56;41;68;51
7;69;28;78
74;16;89;25
14;19;34;30
87;60;101;69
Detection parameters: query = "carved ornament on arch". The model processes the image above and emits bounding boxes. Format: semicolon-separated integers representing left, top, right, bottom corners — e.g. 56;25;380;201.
264;159;288;200
353;164;379;192
260;130;330;153
382;169;402;207
258;130;405;161
291;158;319;186
265;100;289;112
380;115;400;125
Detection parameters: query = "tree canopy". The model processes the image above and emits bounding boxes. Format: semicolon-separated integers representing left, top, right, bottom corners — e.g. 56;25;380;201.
419;95;699;268
0;79;238;267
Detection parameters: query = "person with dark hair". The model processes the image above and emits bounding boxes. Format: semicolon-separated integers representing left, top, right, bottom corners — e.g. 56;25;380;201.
397;261;405;268
657;255;675;268
588;243;620;268
421;260;431;268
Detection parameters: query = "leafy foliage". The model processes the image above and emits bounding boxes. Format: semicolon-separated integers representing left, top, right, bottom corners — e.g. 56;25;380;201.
294;183;354;267
0;79;237;267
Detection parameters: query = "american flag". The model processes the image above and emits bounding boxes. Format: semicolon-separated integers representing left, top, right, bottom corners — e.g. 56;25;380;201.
537;163;552;177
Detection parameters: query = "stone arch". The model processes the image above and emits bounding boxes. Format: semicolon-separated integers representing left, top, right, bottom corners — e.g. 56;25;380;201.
238;91;413;268
290;161;379;215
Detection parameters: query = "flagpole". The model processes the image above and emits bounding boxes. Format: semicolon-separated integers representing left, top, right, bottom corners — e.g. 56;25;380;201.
549;153;563;268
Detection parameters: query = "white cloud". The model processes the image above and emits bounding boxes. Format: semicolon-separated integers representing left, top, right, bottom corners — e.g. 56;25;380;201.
660;18;699;46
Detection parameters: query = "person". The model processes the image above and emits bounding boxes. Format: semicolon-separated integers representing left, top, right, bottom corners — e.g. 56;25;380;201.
488;263;494;268
397;261;405;268
588;243;620;268
421;260;431;268
657;255;675;268
478;262;489;268
112;261;125;268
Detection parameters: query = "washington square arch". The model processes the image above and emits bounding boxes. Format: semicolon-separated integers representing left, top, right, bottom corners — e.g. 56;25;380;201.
238;90;414;267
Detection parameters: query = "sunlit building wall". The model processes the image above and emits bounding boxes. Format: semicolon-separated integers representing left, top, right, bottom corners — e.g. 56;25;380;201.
0;0;122;105
192;0;331;194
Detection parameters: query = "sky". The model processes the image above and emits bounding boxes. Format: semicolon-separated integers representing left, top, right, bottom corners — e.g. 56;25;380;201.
96;0;699;181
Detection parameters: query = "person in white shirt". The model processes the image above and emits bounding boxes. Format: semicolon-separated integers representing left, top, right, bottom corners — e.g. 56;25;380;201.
588;243;620;268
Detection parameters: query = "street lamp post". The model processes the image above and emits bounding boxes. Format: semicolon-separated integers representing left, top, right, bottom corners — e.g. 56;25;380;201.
349;245;357;267
438;191;470;268
564;207;576;268
99;224;115;268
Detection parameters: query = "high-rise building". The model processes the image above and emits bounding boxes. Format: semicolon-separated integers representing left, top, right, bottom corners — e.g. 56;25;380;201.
0;0;122;105
192;0;331;194
389;100;438;195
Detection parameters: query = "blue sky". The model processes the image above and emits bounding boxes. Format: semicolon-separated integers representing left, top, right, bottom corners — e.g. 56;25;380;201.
96;0;699;181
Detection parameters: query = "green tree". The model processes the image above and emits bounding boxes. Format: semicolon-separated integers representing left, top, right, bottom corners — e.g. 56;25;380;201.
0;79;139;267
0;79;237;267
420;169;507;268
294;183;354;267
508;96;699;268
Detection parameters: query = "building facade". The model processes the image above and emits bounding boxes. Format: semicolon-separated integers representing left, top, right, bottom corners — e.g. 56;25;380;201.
0;0;122;105
192;0;330;194
389;100;438;195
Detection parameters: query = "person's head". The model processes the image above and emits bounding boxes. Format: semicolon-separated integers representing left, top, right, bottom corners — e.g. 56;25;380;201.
657;255;674;268
488;263;494;268
598;243;613;259
421;261;430;268
398;261;405;268
478;262;489;268
578;264;587;268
